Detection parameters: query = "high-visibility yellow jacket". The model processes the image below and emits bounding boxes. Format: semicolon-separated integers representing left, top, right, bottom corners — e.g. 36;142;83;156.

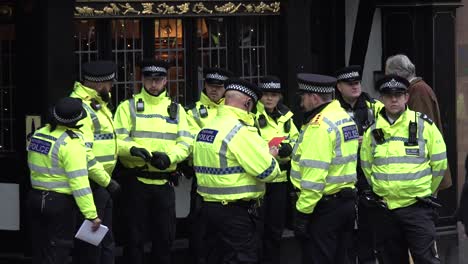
255;102;299;182
186;92;225;135
27;125;97;219
291;100;359;214
193;105;280;202
113;88;193;185
70;82;117;187
360;108;447;210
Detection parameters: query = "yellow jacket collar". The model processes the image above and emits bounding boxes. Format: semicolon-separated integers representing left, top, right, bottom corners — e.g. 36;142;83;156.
199;92;225;108
141;87;168;104
73;81;108;106
218;105;255;126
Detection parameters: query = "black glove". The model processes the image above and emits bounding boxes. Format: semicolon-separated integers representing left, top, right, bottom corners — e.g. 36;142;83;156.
293;210;310;240
168;171;181;187
278;143;293;158
106;179;121;198
130;146;151;161
150;151;171;170
179;159;195;179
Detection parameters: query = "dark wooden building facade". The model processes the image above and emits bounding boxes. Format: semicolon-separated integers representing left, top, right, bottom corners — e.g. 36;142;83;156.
0;0;462;260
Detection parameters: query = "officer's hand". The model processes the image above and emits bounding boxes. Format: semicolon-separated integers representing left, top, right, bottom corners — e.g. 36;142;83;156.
89;217;102;232
293;210;310;240
106;179;121;198
130;147;151;161
150;152;171;170
278;143;293;158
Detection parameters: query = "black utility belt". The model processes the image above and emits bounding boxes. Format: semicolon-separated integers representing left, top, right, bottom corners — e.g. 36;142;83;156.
136;171;173;180
321;188;356;202
204;199;260;208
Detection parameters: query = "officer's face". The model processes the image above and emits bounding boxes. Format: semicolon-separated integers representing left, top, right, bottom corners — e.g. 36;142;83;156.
381;92;409;117
205;83;225;103
337;81;361;101
96;81;113;102
299;92;314;112
261;92;282;112
143;76;167;95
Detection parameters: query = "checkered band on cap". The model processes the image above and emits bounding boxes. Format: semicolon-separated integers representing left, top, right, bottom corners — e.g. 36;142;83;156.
298;82;335;93
83;72;115;82
206;73;229;81
337;71;360;81
259;82;281;90
142;66;167;74
53;108;84;124
379;78;407;90
226;84;259;101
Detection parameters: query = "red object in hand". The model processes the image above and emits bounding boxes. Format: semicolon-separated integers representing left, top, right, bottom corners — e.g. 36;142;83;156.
268;136;286;148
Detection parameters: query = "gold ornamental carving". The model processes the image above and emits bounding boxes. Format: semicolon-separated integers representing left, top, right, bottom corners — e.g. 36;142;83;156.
74;2;281;17
193;2;213;14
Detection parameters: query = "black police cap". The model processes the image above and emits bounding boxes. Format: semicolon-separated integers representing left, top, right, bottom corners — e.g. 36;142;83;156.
224;78;262;102
258;75;282;93
82;61;116;83
203;67;233;85
335;65;362;83
297;73;336;94
141;59;169;77
376;75;409;94
53;97;87;126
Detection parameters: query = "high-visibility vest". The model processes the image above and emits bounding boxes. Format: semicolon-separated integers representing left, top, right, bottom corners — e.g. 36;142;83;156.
114;89;193;185
360;109;447;210
291;100;359;214
70;82;119;187
186;92;225;135
193;105;280;202
255;102;299;182
27;125;97;219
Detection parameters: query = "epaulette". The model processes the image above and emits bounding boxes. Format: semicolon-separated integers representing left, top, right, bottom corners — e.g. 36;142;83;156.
65;129;79;139
309;113;323;127
418;113;433;125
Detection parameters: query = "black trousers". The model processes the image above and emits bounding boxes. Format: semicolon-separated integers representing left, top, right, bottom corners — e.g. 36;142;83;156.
189;177;207;264
123;177;176;264
355;197;378;263
202;202;261;264
261;182;288;264
27;189;77;264
301;197;356;264
373;202;439;264
73;186;115;264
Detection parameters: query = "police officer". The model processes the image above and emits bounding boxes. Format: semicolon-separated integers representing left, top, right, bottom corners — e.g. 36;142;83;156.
27;97;101;264
186;67;233;131
335;65;383;263
255;75;299;264
193;78;281;264
70;60;133;264
185;67;233;264
291;73;359;264
114;59;192;264
360;75;447;264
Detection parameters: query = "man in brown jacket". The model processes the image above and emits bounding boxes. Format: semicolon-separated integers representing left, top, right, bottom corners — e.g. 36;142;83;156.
385;54;452;190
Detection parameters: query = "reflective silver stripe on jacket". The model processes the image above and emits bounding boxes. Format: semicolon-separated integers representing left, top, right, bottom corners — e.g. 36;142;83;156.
82;103;101;133
219;122;244;168
431;152;447;162
299;159;330;170
326;173;356;183
51;132;69;168
373;156;427;166
96;155;116;163
130;131;177;140
31;179;70;189
300;180;325;191
28;163;65;175
72;187;93;197
373;168;431;181
198;184;264;195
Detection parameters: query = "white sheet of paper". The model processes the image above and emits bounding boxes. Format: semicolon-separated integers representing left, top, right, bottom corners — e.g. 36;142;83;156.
74;220;109;246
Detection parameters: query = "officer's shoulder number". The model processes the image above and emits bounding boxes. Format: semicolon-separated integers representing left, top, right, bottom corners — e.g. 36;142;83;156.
309;114;323;127
418;112;434;125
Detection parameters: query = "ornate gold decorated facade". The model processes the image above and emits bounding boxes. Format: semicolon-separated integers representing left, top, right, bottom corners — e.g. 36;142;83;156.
75;1;281;18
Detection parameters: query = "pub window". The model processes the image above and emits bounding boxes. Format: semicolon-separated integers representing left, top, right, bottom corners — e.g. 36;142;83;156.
74;20;99;80
0;24;15;153
155;19;185;104
239;17;267;83
111;19;143;104
196;18;228;92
